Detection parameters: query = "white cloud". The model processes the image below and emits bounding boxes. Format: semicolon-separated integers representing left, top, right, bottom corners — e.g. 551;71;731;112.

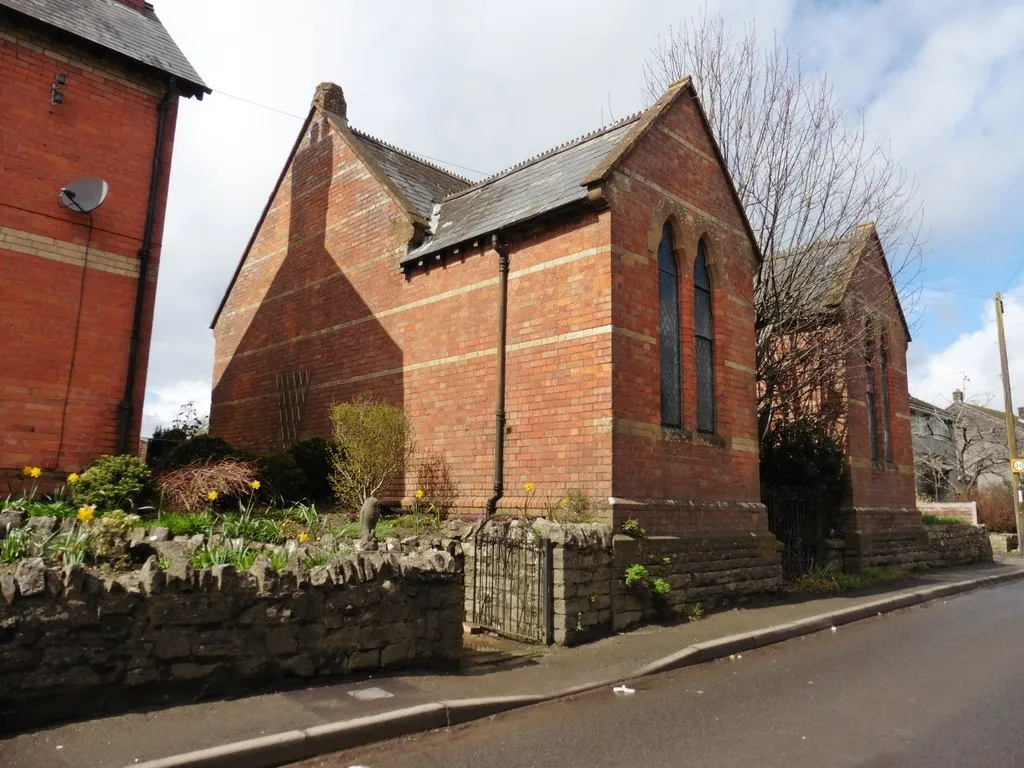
142;380;210;437
141;0;1024;437
908;285;1024;411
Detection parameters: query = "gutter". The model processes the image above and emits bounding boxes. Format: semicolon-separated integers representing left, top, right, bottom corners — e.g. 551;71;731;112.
117;78;174;454
485;234;510;518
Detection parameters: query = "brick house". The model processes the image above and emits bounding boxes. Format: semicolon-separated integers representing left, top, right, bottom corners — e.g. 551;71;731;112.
768;224;921;566
0;0;208;485
211;78;771;540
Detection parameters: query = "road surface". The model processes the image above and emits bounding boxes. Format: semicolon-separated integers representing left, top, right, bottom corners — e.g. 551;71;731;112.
298;580;1024;767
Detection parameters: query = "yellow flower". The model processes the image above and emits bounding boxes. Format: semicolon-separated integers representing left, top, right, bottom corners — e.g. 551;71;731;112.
76;505;95;523
415;489;425;499
23;466;41;478
250;480;261;490
524;482;535;492
561;497;571;507
67;472;80;484
298;531;310;543
207;491;219;502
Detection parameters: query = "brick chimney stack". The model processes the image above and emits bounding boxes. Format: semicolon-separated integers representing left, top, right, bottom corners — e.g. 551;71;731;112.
313;82;347;124
952;389;964;404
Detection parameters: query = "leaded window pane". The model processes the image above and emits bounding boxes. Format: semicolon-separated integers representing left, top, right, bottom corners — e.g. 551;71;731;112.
694;240;714;433
696;338;715;433
658;225;681;428
880;348;892;462
866;364;879;461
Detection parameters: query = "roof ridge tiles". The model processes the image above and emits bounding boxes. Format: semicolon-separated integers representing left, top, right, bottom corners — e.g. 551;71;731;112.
347;126;472;184
440;110;644;203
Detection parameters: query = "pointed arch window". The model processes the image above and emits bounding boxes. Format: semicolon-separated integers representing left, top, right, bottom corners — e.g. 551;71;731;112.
880;344;893;462
658;224;681;428
863;326;879;462
694;239;715;433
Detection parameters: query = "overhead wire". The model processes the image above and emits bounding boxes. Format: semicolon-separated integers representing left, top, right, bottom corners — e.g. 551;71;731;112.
214;88;488;178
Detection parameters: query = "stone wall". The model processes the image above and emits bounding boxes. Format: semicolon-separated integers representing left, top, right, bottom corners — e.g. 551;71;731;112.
925;524;993;567
461;520;782;647
990;532;1019;555
0;549;463;731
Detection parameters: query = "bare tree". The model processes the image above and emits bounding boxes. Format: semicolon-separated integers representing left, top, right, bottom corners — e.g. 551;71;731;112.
644;13;924;437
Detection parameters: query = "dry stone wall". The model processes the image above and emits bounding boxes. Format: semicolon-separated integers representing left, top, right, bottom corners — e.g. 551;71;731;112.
924;524;993;567
460;520;782;647
0;548;463;731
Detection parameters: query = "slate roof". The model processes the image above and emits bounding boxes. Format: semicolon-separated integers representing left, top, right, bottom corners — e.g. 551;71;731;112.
348;129;469;222
0;0;208;96
766;230;863;312
403;114;641;263
909;395;944;415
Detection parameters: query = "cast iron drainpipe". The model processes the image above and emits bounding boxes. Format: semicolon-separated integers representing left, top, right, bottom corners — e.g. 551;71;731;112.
117;79;174;454
485;234;511;518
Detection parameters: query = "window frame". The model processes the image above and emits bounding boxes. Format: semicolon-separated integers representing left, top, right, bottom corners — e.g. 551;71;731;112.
657;223;682;429
693;238;715;434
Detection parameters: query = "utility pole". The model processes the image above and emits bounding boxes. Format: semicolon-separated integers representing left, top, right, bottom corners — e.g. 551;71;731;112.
994;292;1023;546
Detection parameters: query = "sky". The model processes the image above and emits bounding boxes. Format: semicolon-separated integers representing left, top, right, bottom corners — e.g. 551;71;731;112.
142;0;1024;434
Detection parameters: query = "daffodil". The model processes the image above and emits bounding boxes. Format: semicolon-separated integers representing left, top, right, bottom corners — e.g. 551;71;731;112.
77;505;95;523
207;491;218;502
561;497;570;506
298;531;310;543
415;489;425;499
22;466;41;478
251;480;261;490
67;472;80;484
524;482;535;493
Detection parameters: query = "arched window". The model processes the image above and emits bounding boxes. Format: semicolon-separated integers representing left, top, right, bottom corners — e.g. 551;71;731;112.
658;224;681;428
863;323;879;461
694;239;715;433
880;343;893;462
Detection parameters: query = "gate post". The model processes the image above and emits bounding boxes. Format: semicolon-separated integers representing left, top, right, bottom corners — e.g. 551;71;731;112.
542;538;554;645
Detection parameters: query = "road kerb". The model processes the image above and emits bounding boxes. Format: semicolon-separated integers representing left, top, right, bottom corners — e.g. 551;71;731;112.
127;730;308;768
124;567;1024;768
302;703;447;756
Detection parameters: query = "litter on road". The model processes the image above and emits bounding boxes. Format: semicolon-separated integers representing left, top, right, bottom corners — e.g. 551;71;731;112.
613;685;636;695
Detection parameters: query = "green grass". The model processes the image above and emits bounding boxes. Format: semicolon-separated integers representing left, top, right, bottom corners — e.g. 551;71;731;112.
159;511;214;537
790;566;909;593
303;551;331;568
220;514;283;544
921;514;965;526
190;543;258;571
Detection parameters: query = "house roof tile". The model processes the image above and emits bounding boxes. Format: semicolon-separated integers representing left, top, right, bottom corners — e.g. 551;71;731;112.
0;0;208;95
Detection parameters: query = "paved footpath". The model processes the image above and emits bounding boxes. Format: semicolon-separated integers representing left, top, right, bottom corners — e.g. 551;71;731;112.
1;559;1022;768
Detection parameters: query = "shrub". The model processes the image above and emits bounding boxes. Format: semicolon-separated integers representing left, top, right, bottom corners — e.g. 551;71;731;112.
972;484;1016;533
760;416;847;503
71;455;151;511
415;452;459;524
921;513;963;526
329;397;415;511
624;563;649;588
289;437;337;500
257;452;307;503
157;458;259;513
621;518;646;538
161;434;245;472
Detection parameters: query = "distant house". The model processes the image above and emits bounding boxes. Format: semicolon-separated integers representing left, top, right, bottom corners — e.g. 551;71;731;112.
944;389;1021;491
211;78;769;540
767;223;920;567
909;395;956;501
0;0;208;487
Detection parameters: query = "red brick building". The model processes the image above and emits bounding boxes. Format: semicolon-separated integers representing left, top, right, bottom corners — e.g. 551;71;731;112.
212;79;768;536
769;223;921;566
0;0;208;484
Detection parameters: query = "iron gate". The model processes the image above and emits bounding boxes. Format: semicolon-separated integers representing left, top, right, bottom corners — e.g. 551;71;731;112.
764;487;836;579
470;529;554;645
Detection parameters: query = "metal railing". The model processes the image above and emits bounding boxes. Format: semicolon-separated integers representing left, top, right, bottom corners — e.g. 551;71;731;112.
764;487;837;579
471;530;553;645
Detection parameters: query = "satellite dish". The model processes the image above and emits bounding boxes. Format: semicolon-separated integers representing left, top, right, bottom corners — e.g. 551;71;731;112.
59;177;109;213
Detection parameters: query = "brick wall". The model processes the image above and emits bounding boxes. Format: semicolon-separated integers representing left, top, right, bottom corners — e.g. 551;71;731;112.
212;89;765;535
605;90;763;533
840;234;918;533
0;16;178;476
212;110;615;512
